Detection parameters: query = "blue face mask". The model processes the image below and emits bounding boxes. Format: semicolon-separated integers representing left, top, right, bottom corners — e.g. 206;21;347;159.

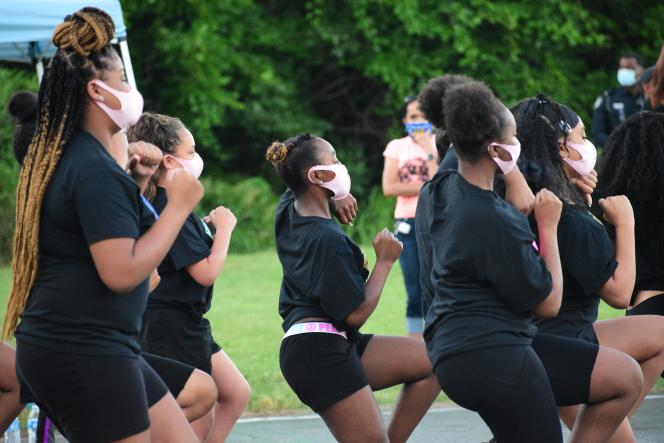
405;122;433;135
617;68;637;87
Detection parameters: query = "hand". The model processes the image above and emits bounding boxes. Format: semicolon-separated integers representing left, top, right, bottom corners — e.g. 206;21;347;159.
533;188;562;230
412;130;435;155
148;269;161;293
127;141;163;180
333;194;358;225
372;228;403;264
205;206;237;232
598;195;634;228
571;169;597;206
162;169;204;212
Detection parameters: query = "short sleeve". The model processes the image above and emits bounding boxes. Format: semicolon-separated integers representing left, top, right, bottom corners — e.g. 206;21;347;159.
312;254;366;325
383;139;402;159
169;216;211;270
482;211;552;313
74;171;141;245
560;210;618;296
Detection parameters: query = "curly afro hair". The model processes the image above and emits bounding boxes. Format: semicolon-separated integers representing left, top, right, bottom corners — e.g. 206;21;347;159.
596;112;664;221
443;80;509;163
511;94;585;207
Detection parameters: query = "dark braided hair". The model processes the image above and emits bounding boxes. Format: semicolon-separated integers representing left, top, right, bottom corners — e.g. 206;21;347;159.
596;112;664;221
511;94;585;207
418;74;472;156
443;80;509;162
5;7;118;338
265;134;322;195
7;91;38;165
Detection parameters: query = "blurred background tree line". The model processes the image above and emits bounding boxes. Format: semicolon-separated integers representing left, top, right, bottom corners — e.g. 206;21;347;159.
1;0;663;262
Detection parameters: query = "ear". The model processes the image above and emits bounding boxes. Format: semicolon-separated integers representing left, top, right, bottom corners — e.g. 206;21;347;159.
559;140;571;159
486;143;499;159
162;154;182;170
86;80;105;103
308;169;335;184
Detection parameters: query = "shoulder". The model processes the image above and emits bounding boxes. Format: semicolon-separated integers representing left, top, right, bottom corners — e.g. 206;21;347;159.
384;137;410;157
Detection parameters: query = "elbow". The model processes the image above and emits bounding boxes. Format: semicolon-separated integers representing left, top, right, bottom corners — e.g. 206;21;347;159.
533;290;562;318
382;186;395;198
602;290;631;309
101;275;141;294
344;312;366;330
189;270;217;287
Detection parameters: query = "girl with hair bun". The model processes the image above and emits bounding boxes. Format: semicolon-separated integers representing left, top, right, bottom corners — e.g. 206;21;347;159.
5;8;203;442
267;135;440;443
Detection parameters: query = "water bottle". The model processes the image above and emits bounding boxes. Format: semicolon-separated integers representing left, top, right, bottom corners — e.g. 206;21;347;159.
3;416;20;443
28;403;40;443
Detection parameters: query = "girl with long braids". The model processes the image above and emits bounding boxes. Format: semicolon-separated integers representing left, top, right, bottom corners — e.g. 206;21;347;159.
267;134;440;443
514;94;664;442
4;8;204;442
130;112;251;442
422;80;641;443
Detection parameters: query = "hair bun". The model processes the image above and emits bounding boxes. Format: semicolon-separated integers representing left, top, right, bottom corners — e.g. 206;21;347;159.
265;141;289;164
7;91;38;124
52;7;115;57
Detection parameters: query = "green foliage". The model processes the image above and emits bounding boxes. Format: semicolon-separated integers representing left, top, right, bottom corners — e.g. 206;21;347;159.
0;67;37;264
199;176;278;253
344;186;396;245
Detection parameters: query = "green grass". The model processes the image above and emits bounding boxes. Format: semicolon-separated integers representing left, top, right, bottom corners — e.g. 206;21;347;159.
0;255;661;415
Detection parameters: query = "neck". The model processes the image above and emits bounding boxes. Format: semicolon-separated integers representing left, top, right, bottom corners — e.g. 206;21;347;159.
458;158;495;191
294;191;331;219
82;105;115;153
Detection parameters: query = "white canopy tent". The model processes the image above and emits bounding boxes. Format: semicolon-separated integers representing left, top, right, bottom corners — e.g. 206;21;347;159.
0;0;137;88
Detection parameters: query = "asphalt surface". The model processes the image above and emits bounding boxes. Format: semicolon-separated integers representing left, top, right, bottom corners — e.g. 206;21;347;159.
228;394;664;442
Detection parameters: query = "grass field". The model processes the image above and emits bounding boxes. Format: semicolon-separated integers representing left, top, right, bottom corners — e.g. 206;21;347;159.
0;251;655;415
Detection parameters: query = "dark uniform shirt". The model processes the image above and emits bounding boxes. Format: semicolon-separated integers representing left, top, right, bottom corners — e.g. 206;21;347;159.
16;130;147;357
535;207;618;343
633;217;664;304
419;171;551;368
148;187;214;315
591;87;645;147
275;190;369;337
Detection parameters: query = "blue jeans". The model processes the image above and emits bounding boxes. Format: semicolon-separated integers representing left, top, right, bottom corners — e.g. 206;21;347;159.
395;218;423;333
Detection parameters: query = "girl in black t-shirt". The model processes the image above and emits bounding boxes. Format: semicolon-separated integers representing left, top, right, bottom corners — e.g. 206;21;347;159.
266;134;440;443
427;81;641;443
4;8;204;442
514;95;664;441
128;112;251;442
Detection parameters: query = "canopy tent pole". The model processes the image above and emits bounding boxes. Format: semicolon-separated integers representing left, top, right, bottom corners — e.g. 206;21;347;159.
118;37;137;89
35;58;44;83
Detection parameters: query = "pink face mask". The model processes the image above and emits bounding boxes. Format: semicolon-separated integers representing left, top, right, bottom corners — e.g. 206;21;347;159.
308;164;351;200
488;139;521;175
563;139;597;177
170;153;204;179
91;80;144;131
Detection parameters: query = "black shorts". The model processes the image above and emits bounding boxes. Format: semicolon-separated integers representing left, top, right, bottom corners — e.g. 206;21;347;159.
627;293;664;316
532;333;599;406
142;352;195;399
280;332;374;413
16;340;168;443
140;308;221;374
435;345;562;443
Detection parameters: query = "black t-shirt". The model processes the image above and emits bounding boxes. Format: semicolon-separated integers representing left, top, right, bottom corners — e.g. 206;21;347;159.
148;187;213;314
422;171;552;367
535;208;618;343
632;217;664;302
275;190;369;335
439;147;458;172
16;130;148;356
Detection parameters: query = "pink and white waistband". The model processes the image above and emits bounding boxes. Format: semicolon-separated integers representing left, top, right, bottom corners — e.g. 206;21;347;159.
282;322;347;340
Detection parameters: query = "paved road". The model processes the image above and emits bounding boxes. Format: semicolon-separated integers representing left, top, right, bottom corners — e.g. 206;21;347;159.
229;394;664;442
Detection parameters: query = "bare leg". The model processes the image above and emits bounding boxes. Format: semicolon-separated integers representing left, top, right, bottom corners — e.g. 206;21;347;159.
148;392;198;443
361;335;440;443
568;346;641;443
176;369;217;422
0;344;24;433
594;316;664;416
319;386;388;443
205;350;251;442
